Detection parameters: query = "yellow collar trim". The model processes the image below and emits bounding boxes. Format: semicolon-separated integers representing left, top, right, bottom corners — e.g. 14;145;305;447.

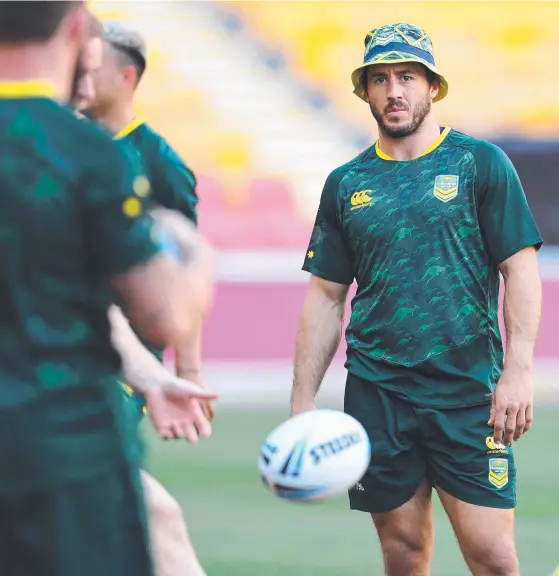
375;126;451;161
0;80;57;99
113;117;144;140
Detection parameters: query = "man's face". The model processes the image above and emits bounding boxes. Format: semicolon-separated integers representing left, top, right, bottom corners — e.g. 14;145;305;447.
365;62;439;139
82;41;126;114
73;36;103;111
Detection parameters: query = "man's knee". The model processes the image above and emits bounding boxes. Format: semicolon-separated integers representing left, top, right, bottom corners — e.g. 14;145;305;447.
378;526;432;575
465;542;519;576
372;480;434;576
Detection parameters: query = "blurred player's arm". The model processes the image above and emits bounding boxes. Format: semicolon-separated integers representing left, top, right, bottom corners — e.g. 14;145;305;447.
110;207;213;349
151;146;214;418
476;142;543;445
291;168;353;415
85;136;212;352
108;305;214;399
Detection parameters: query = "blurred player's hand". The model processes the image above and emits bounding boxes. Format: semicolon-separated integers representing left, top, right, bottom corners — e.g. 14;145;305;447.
146;377;219;443
488;368;533;446
177;369;215;421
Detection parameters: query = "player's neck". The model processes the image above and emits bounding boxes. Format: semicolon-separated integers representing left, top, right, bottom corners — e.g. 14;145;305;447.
95;102;136;137
377;118;443;161
0;43;74;102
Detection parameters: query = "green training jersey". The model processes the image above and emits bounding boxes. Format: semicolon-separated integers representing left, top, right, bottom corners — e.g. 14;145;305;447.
115;119;198;225
0;82;162;492
303;127;542;408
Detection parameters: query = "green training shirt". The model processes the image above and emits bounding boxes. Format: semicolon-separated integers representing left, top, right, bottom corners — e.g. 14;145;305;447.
303;128;542;408
0;82;162;491
115;119;198;224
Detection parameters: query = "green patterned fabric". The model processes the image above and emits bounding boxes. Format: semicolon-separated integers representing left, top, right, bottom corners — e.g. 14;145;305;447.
351;22;448;103
117;122;198;225
303;128;542;408
0;93;161;491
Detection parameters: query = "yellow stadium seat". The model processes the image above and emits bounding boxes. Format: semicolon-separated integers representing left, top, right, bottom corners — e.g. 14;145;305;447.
226;1;559;138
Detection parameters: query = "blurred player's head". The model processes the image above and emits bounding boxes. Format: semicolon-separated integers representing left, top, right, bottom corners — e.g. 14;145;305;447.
0;1;89;103
84;21;147;116
72;12;103;110
351;23;448;139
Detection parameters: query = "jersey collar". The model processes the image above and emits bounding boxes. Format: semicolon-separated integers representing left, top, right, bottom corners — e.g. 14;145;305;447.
113;117;144;140
0;80;57;99
375;126;451;161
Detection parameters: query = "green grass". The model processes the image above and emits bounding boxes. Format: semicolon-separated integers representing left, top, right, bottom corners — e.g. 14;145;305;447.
143;408;559;576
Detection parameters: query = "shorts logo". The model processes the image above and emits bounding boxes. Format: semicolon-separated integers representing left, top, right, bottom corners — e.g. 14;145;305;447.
486;436;507;455
433;175;459;203
350;190;373;210
488;458;508;489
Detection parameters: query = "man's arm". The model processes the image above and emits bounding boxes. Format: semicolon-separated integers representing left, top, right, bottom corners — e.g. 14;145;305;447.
488;248;541;445
500;247;542;375
109;208;213;350
291;276;350;414
474;141;544;446
108;305;198;395
292;167;354;414
85;131;212;353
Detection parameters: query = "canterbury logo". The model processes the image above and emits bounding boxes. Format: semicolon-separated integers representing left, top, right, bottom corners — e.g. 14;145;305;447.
350;190;373;210
486;436;506;451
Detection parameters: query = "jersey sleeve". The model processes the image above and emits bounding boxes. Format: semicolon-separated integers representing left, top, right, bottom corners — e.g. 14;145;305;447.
83;139;162;280
302;167;354;284
151;139;199;225
474;142;543;265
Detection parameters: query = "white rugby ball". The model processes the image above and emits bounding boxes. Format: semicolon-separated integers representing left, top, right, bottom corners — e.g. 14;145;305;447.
258;409;371;502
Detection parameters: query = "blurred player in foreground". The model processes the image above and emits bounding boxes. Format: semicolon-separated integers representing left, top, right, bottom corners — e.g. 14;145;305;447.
0;2;214;575
292;23;542;576
74;19;210;576
85;20;212;421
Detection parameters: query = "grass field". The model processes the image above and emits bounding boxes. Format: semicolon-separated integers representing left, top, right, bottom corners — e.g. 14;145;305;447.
144;407;559;576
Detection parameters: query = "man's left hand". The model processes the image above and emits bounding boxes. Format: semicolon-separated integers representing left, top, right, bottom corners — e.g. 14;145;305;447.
488;368;533;446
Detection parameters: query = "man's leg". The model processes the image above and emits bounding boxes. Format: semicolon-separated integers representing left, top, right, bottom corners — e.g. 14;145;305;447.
437;488;517;575
372;477;434;576
420;402;518;575
345;375;432;576
141;470;206;576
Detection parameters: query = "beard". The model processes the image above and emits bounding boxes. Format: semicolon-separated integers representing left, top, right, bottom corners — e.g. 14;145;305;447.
369;92;431;139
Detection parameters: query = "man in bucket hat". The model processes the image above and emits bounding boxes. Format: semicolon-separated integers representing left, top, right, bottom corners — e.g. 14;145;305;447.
292;22;542;575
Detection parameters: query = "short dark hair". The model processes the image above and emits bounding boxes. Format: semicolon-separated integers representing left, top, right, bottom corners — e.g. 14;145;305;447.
0;1;82;44
110;44;146;85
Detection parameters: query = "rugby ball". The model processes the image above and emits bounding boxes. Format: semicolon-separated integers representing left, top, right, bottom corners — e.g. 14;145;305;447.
258;409;371;502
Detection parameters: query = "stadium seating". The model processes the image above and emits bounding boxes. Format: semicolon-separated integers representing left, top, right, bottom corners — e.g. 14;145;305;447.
91;2;559;250
227;2;559;139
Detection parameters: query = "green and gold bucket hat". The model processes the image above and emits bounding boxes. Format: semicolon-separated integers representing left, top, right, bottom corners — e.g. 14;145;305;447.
351;22;448;103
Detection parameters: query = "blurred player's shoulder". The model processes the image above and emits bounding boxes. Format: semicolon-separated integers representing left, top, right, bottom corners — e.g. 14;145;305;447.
128;122;196;184
0;98;126;179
